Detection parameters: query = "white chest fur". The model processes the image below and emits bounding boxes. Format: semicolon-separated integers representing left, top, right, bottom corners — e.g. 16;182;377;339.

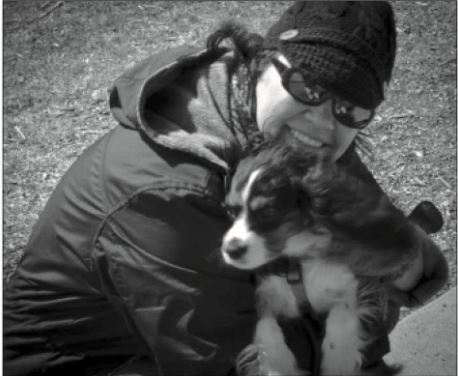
256;274;301;318
256;260;357;318
302;260;358;313
255;260;365;375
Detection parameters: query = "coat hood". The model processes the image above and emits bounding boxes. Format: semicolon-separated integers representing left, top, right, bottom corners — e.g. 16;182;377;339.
109;46;246;173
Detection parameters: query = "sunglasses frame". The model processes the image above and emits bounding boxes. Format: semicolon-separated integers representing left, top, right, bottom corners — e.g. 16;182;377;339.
271;58;374;129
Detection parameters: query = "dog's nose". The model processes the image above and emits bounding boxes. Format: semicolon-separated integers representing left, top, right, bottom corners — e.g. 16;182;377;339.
224;238;247;260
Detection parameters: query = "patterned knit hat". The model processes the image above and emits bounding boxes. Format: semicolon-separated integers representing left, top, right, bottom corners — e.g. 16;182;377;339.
263;1;397;109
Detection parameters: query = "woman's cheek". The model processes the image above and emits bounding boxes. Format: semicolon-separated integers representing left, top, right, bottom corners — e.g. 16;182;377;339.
257;99;303;137
261;116;284;137
332;125;359;160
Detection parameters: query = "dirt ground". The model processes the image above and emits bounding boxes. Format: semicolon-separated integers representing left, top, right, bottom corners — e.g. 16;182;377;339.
3;1;457;320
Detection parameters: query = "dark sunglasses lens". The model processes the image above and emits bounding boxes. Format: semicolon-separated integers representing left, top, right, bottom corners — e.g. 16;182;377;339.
273;59;374;129
334;100;373;128
287;71;327;104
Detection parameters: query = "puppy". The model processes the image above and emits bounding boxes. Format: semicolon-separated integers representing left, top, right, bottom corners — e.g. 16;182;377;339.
221;141;420;376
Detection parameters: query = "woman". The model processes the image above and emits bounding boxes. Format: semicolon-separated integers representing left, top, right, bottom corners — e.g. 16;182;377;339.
3;2;447;376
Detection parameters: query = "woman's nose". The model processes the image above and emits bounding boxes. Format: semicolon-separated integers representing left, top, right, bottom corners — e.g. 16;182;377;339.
304;100;335;129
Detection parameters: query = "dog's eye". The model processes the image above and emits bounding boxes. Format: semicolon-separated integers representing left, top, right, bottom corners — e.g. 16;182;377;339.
252;204;276;219
249;203;279;231
225;204;242;219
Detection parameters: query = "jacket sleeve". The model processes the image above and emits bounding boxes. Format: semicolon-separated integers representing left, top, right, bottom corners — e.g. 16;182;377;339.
386;223;449;308
92;187;256;376
339;146;448;306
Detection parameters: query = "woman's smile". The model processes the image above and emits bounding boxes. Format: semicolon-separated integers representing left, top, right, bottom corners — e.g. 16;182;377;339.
278;125;333;155
289;127;324;148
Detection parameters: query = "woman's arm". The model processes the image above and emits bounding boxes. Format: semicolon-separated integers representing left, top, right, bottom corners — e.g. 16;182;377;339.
92;188;256;376
339;145;449;307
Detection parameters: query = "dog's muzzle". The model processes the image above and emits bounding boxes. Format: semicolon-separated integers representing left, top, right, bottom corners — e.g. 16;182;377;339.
223;238;248;261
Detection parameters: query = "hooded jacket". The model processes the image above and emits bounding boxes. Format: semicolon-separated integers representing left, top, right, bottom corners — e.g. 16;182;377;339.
4;45;260;376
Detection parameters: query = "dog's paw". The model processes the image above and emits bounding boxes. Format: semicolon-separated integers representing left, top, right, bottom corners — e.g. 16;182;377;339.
257;344;309;376
263;367;310;376
236;344;262;376
361;360;403;376
321;339;362;375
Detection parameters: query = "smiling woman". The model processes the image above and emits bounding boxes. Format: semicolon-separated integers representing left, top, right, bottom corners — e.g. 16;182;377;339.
254;13;391;161
2;2;451;376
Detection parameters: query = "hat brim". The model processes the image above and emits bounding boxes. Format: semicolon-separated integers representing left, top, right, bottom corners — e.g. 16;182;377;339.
280;42;383;109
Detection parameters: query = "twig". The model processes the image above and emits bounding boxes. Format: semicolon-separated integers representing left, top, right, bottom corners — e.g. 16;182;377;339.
14;126;26;141
4;56;17;63
438;176;452;190
5;1;64;32
412;177;426;186
81;130;104;135
40;1;52;10
35;1;64;22
387;111;415;120
439;57;457;66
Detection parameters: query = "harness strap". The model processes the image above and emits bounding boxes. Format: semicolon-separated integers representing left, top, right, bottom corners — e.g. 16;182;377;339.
257;258;322;376
257;257;311;312
285;262;323;376
286;261;312;312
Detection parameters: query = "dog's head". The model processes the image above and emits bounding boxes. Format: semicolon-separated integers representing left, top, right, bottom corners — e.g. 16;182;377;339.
221;142;418;275
221;143;329;269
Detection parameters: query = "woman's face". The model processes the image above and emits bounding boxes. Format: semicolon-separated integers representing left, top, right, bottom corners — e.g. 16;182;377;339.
255;56;360;162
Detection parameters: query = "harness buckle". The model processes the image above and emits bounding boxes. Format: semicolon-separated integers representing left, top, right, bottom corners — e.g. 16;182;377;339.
286;262;303;284
223;173;232;194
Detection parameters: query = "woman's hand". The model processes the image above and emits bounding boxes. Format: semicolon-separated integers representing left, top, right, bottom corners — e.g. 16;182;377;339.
387;224;448;308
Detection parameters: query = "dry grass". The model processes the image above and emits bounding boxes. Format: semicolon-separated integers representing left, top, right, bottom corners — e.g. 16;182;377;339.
3;1;456;320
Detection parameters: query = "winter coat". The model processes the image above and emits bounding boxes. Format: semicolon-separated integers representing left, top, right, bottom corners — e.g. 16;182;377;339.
4;46;258;376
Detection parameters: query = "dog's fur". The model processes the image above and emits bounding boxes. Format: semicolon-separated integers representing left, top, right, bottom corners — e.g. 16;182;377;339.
221;141;417;376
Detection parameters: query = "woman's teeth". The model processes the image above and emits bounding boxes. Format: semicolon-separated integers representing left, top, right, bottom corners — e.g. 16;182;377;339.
290;128;323;148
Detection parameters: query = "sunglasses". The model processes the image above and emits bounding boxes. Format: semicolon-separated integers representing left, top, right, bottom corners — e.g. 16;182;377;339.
271;58;374;129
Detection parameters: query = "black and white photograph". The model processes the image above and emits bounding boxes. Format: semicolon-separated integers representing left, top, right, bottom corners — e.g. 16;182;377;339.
3;2;457;375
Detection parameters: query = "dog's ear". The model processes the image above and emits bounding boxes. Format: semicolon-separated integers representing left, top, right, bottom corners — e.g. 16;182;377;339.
296;185;311;214
295;160;334;215
289;176;313;217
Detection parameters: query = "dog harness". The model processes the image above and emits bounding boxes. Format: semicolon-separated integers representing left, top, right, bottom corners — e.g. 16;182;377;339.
257;257;312;313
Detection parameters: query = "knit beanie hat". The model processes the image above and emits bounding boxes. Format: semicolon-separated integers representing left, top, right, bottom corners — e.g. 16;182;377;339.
263;1;397;109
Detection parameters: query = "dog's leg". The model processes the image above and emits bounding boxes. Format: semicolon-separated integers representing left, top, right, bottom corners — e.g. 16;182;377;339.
320;286;365;376
254;314;309;376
